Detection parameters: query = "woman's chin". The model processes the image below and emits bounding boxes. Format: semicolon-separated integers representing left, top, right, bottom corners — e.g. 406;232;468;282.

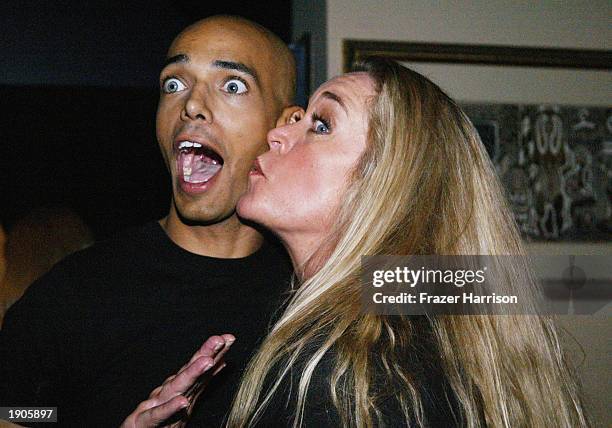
236;194;252;218
238;195;284;238
236;193;264;224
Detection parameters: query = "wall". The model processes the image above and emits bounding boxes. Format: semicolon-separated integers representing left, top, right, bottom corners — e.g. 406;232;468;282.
327;1;611;105
325;0;611;75
293;0;611;425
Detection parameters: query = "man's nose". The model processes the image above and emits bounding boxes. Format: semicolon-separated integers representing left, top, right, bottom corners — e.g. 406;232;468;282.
181;87;213;123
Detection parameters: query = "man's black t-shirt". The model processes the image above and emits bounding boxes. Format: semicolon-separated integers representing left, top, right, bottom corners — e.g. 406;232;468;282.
0;221;293;427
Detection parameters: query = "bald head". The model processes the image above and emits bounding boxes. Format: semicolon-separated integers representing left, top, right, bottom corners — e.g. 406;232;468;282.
171;15;296;110
156;15;299;229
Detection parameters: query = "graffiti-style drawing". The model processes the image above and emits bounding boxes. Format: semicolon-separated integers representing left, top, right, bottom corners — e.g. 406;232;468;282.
462;103;611;241
573;108;596;131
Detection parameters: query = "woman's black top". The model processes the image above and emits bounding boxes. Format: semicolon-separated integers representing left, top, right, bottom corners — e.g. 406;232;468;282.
253;319;461;427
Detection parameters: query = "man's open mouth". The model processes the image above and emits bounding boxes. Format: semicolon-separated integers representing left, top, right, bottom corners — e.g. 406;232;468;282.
176;141;224;184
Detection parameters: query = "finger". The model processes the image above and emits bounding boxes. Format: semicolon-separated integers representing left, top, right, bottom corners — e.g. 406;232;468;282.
184;334;235;368
135;395;189;427
220;333;236;344
172;334;235;386
198;335;225;359
211;361;227;376
159;356;214;400
196;334;235;360
183;361;228;403
196;335;233;377
148;385;163;398
210;335;235;366
179;336;221;371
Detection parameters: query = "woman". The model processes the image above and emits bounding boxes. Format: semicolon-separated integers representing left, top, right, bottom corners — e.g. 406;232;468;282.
124;58;587;427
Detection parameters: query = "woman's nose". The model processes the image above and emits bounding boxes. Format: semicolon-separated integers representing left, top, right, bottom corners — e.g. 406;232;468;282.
267;107;304;152
267;122;299;153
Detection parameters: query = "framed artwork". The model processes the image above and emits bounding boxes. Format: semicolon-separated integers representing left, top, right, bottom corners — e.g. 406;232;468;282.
343;40;612;241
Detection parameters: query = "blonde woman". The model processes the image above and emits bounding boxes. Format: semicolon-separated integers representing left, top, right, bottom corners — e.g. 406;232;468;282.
125;57;587;427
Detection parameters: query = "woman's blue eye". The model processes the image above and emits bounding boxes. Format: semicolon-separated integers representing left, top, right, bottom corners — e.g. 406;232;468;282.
314;120;330;134
162;77;186;94
223;79;248;94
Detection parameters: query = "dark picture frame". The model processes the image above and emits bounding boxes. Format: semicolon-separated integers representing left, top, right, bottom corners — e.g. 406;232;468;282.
343;40;612;72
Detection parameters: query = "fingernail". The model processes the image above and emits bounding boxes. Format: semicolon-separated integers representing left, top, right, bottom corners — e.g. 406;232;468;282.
213;363;227;376
227;338;235;345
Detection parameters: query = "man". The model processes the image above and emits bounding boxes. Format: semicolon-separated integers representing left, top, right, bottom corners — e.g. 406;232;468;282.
0;16;297;427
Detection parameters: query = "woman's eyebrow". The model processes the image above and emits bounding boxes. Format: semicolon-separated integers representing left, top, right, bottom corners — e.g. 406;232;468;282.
320;91;348;114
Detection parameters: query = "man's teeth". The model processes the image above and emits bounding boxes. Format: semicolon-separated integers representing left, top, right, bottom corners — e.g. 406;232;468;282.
178;141;203;150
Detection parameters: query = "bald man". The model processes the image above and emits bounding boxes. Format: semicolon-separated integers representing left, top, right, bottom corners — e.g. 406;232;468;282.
0;16;298;427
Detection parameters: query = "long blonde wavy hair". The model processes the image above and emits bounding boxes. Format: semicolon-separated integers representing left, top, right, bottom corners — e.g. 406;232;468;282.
226;57;587;427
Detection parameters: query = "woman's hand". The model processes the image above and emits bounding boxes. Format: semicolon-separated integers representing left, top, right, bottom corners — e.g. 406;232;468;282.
120;333;235;428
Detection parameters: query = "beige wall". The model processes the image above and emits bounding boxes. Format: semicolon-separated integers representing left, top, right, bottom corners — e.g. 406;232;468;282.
326;0;612;105
293;0;611;425
326;0;611;75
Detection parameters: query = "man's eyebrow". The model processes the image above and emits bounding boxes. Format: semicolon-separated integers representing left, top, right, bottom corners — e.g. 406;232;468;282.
163;54;189;68
213;60;259;83
321;91;348;114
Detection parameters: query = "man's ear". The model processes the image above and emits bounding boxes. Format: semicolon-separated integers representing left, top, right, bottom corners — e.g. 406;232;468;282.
276;105;305;127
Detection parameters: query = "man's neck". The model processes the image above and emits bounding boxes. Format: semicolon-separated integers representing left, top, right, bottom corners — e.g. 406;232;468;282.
159;209;263;259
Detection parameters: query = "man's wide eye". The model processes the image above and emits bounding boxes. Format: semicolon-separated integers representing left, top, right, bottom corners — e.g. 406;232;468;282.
223;79;248;94
162;78;186;94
